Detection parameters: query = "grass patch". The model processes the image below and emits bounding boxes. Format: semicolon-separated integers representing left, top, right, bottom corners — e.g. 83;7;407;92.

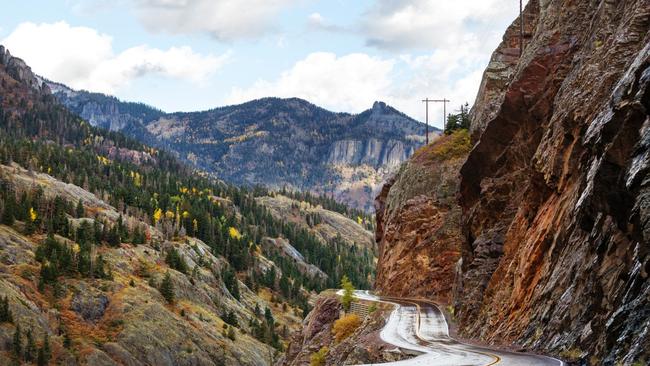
411;129;471;163
559;347;582;361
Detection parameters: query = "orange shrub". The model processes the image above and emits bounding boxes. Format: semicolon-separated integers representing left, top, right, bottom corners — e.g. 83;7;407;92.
332;314;361;342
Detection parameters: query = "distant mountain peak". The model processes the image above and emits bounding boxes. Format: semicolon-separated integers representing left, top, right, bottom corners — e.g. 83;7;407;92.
372;101;387;112
48;81;429;210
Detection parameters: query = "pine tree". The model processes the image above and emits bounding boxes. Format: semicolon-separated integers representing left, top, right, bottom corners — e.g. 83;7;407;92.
37;334;51;366
12;323;22;358
222;268;240;300
2;192;15;226
76;199;85;218
37;347;45;366
160;272;175;304
227;327;236;341
279;274;290;298
264;307;274;327
24;328;36;362
165;247;188;274
63;332;71;349
108;225;120;247
0;296;13;323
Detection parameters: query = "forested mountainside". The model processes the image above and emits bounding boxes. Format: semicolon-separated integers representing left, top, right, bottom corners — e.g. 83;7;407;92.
49;82;432;211
374;0;649;365
0;45;375;365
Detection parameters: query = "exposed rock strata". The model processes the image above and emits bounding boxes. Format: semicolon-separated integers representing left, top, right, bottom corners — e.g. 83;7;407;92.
374;132;470;302
373;0;649;364
457;0;650;363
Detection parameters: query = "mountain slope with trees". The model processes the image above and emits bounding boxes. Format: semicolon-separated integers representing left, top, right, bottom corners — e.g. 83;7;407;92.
48;82;432;211
0;45;375;365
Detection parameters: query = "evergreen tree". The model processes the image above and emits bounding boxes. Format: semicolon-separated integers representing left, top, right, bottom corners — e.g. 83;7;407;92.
264;307;274;327
221;268;240;300
165;247;188;274
37;334;50;366
279;274;291;299
444;103;471;134
76;199;85;217
37;347;46;366
63;332;72;349
160;272;175;304
12;323;22;359
2;191;15;225
222;310;238;327
107;225;121;247
24;328;36;363
0;296;13;323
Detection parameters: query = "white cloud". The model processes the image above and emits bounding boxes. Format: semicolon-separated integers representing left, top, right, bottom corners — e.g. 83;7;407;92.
363;0;525;51
1;21;230;93
225;46;489;126
308;12;326;27
226;52;395;113
132;0;298;41
307;12;346;32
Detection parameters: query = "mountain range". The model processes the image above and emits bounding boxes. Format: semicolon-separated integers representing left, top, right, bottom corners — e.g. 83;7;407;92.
0;44;377;365
47;82;433;211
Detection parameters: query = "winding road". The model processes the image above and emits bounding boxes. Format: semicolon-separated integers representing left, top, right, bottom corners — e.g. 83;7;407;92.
346;290;564;366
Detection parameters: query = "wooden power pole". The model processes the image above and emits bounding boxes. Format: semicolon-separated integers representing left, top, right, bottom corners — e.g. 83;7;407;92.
423;98;450;138
422;98;431;144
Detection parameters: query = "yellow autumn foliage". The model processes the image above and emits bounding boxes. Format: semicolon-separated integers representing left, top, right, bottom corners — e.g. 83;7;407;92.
228;227;242;240
29;207;37;222
153;208;163;223
96;155;111;165
332;314;361;342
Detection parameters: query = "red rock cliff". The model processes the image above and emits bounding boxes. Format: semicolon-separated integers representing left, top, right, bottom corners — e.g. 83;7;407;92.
458;0;650;363
374;131;470;302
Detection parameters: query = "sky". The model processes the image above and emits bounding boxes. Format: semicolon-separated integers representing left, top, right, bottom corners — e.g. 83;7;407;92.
0;0;526;129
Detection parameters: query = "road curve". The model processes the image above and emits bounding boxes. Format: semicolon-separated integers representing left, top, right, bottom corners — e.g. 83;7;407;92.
344;290;564;366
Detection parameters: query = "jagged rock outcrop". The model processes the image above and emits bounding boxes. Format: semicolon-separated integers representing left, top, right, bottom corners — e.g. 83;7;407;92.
456;0;650;364
0;46;49;94
468;1;540;141
374;131;470;302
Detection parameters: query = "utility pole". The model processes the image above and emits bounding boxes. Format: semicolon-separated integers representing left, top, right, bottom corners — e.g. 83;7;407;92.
423;98;450;136
519;0;524;56
422;98;431;144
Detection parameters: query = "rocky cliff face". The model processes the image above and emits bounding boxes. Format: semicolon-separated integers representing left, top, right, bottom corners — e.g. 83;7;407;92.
374;0;650;364
0;46;48;95
50;83;432;211
327;139;415;169
457;0;649;364
374;131;470;302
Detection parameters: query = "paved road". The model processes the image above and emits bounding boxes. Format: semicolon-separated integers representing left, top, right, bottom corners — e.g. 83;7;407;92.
345;290;564;366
